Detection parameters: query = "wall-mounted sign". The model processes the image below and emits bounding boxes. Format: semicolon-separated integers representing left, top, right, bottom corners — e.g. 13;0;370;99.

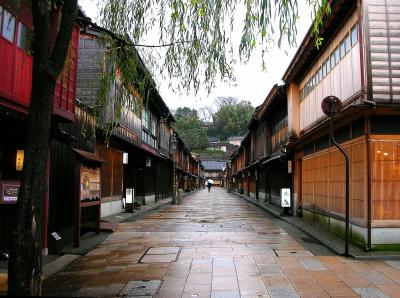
126;188;133;204
123;152;129;164
0;181;20;204
16;150;24;171
80;166;100;201
146;157;151;167
51;232;62;241
281;188;291;207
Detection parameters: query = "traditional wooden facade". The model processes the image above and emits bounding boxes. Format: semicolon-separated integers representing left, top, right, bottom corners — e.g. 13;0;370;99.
173;133;203;192
282;0;400;250
76;20;180;215
228;85;291;207
0;1;80;253
202;159;226;187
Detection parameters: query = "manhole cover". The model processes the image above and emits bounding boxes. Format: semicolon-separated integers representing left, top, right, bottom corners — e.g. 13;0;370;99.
139;246;181;263
119;280;162;297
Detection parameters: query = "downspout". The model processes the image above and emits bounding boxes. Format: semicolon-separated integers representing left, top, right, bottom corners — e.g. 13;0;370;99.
366;116;372;251
358;0;372;250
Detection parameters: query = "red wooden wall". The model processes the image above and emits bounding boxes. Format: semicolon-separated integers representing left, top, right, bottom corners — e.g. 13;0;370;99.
0;2;77;121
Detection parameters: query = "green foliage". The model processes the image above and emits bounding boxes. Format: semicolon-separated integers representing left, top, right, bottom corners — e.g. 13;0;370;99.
208;97;254;140
99;0;306;94
173;107;208;149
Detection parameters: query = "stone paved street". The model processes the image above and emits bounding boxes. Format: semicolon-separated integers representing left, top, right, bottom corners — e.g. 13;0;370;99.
43;188;400;297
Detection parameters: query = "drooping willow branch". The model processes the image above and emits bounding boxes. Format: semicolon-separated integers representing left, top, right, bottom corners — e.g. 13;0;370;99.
77;16;196;49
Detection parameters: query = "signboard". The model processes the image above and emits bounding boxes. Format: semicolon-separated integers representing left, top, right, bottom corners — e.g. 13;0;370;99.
281;188;291;207
80;165;101;201
51;232;62;241
146;157;151;167
126;188;134;204
0;181;20;204
123;152;129;164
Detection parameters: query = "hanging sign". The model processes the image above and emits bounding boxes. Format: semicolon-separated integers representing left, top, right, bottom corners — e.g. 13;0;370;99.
281;188;291;207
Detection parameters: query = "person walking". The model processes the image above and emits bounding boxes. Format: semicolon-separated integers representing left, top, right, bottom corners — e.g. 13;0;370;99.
207;180;212;192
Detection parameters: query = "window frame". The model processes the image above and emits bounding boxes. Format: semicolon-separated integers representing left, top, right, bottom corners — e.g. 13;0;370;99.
340;39;346;59
17;21;29;52
2;8;15;43
344;33;351;55
0;6;3;33
351;24;358;47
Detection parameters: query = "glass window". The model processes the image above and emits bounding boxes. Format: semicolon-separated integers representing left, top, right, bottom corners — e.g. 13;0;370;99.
322;61;327;77
318;67;323;82
344;34;351;54
2;9;15;42
325;57;331;74
334;47;340;65
351;24;358;46
142;109;149;129
340;39;346;59
330;52;336;68
0;6;3;33
17;22;29;51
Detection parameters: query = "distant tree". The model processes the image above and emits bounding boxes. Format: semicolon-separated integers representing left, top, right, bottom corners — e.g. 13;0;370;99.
173;107;208;149
198;106;214;123
214;96;240;108
208;99;254;140
175;107;199;122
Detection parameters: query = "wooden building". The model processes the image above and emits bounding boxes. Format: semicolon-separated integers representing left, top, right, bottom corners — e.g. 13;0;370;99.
282;0;400;250
228;85;291;207
76;19;179;215
202;159;227;187
0;1;80;253
173;133;203;192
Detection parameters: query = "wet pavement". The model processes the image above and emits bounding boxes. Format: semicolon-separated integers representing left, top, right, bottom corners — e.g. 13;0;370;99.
43;188;400;297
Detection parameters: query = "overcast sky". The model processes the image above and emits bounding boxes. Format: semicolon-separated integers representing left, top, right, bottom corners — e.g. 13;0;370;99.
78;0;313;111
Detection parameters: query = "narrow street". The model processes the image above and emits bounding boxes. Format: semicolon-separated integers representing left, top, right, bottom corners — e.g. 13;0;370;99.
43;188;400;297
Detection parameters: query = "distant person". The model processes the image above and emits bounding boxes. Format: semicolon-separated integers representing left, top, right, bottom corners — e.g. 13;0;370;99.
207;181;212;192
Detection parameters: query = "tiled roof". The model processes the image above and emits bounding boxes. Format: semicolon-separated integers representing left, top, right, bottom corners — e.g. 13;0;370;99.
201;160;226;171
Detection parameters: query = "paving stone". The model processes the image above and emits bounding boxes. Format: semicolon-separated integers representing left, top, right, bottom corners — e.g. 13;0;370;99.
147;246;180;255
268;287;300;298
353;287;390;298
274;250;313;257
258;264;283;275
299;259;327;271
211;290;241;298
359;270;396;285
385;260;400;270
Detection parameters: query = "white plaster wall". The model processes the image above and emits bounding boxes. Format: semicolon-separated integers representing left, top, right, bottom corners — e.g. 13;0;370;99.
101;200;124;218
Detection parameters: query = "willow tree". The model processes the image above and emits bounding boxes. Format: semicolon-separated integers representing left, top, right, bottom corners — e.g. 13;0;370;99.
8;0;329;295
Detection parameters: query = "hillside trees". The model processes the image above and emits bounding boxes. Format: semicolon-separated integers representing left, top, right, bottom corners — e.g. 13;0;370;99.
173;107;208;149
208;98;254;140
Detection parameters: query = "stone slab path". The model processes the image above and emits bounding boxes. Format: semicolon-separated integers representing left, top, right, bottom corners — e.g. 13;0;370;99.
43;188;400;297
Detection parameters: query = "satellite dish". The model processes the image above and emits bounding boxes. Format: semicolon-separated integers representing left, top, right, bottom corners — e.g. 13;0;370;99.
321;96;342;117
